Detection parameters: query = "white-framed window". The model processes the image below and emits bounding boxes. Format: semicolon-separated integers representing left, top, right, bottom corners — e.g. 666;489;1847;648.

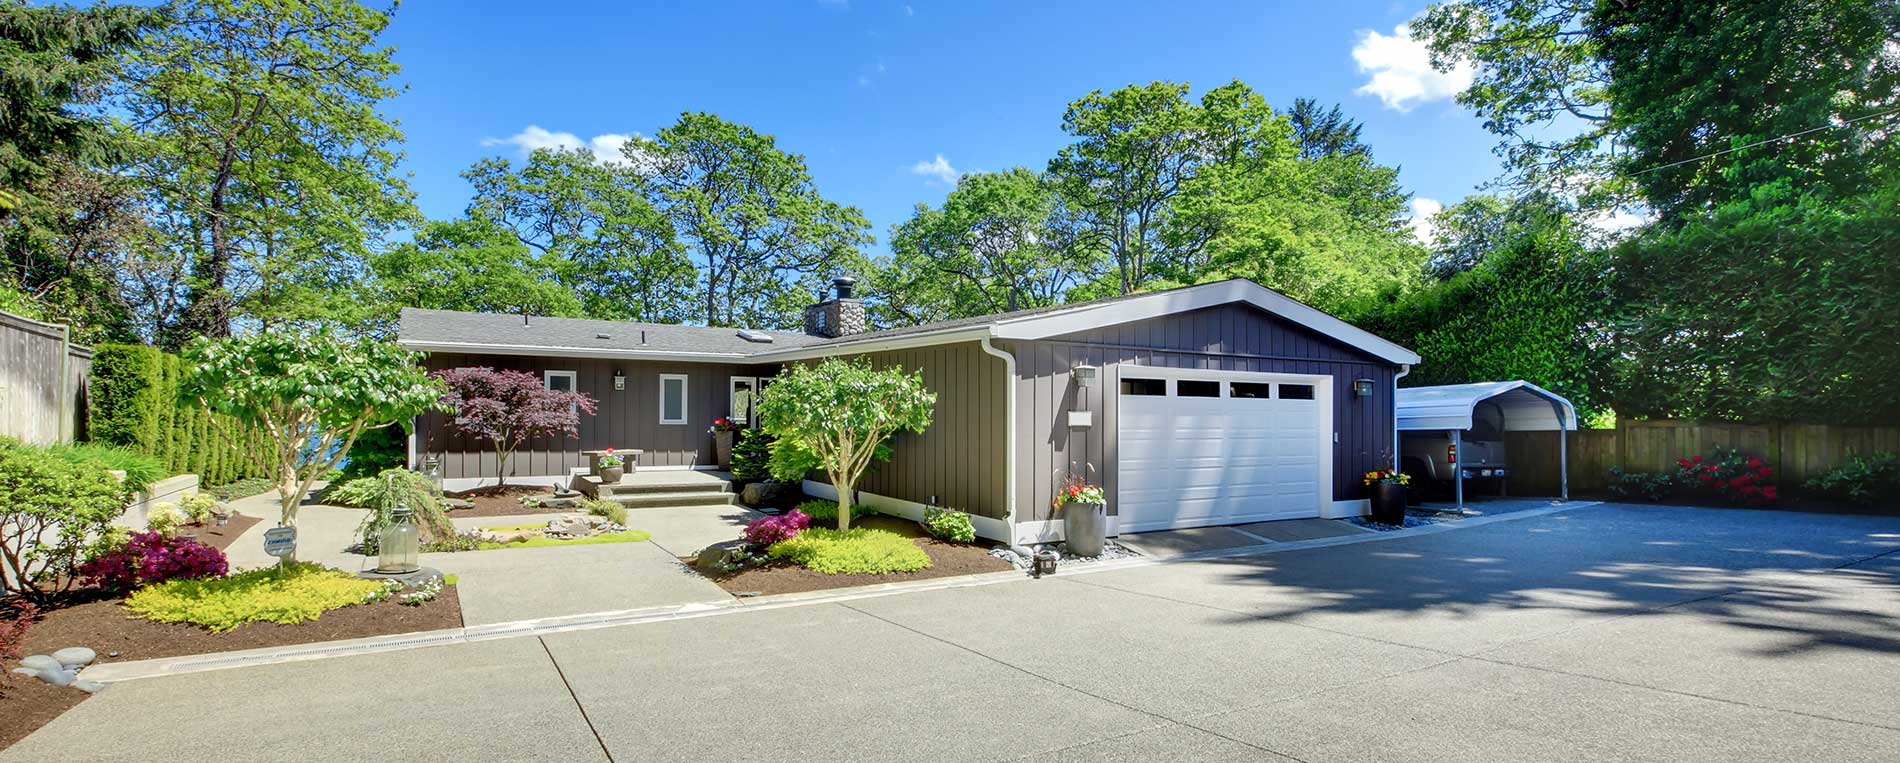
544;370;579;415
729;376;759;424
659;373;689;425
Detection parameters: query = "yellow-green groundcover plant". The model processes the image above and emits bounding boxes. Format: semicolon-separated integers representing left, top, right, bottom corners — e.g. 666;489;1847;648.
125;562;388;632
767;528;931;575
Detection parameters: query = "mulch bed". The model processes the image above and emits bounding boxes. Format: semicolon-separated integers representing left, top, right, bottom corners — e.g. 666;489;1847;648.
444;484;580;518
175;513;262;551
0;585;462;751
693;515;1015;597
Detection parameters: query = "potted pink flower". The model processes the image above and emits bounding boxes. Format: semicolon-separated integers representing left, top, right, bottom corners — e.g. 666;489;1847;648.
708;417;740;470
597;448;625;484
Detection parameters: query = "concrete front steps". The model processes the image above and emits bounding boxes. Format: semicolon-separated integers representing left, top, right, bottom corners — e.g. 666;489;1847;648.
572;471;737;510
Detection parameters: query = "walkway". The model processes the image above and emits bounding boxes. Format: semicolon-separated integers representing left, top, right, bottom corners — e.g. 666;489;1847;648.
12;501;1899;762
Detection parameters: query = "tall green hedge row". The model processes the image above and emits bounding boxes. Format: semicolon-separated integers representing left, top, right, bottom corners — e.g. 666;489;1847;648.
88;344;274;486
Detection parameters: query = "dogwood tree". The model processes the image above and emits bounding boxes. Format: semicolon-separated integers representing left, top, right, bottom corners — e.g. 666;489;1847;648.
434;367;597;487
758;358;935;530
181;333;446;533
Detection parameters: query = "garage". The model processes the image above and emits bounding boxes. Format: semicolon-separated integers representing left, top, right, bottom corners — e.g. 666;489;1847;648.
1116;369;1335;532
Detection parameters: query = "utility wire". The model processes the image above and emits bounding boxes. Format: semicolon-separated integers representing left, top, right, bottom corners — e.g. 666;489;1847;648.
1629;105;1900;176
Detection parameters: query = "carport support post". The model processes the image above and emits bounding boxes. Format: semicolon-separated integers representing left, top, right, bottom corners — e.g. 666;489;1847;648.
1548;398;1570;501
1451;428;1464;513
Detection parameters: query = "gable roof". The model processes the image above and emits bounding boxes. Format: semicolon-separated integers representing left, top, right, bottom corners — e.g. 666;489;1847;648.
397;308;826;360
397;278;1421;366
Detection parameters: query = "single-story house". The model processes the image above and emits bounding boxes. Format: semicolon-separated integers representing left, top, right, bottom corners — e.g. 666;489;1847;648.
397;277;1421;546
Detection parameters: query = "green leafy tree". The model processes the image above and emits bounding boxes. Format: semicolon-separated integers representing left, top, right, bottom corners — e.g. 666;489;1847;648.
0;440;129;602
361;216;583;336
179;332;447;535
121;0;415;345
1283;98;1370;160
757;358;934;530
463;147;696;323
872;168;1099;325
1422;193;1580;280
639;113;873;328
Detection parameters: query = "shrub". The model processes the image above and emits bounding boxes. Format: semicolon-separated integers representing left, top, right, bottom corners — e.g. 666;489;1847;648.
767;527;932;575
328;468;454;554
921;507;976;543
1674;448;1778;505
0;441;128;601
178;493;220;523
145;501;187;536
208;476;276;501
43;443;167;492
1607;467;1677;502
730;428;772;482
795;499;878;525
123;562;385;632
743;509;810;548
76;530;228;591
88;344;274;487
337;423;408;482
582;498;627;526
1807;452;1900;505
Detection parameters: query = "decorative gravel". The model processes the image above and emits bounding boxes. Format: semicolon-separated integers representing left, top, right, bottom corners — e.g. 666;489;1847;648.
1347;513;1457;532
989;541;1141;569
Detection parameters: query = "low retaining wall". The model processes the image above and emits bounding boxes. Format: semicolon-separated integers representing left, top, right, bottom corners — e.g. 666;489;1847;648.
114;473;200;531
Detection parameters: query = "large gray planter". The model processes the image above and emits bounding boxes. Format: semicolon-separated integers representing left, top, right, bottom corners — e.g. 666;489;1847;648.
1062;502;1107;557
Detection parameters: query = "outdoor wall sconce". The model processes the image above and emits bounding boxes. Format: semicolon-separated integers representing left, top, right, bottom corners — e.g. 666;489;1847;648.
1072;364;1100;386
1353;378;1375;398
613;369;626;390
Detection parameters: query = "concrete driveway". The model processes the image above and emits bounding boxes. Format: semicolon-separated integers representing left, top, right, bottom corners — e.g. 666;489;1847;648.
10;502;1900;762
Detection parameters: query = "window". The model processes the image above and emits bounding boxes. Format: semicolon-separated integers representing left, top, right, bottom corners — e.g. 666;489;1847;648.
729;376;758;424
1120;378;1165;396
1177;380;1220;398
1277;383;1315;400
659;374;688;425
1230;382;1271;399
543;370;576;393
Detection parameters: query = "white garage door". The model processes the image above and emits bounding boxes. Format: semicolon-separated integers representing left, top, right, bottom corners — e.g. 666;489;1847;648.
1117;373;1330;532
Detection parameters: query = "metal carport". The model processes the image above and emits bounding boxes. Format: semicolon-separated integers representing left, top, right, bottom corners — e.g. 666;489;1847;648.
1396;381;1578;509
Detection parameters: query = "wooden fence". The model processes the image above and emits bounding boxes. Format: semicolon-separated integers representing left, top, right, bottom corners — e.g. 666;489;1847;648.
1506;419;1900;496
0;310;92;445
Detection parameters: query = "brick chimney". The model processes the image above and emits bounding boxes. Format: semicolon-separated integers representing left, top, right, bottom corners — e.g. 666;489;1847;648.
803;276;867;339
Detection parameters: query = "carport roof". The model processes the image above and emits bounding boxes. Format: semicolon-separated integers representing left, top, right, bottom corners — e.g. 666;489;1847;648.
1396;381;1577;433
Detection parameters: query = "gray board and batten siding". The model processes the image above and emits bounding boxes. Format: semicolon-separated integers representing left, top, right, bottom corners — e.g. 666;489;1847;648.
1000;302;1398;524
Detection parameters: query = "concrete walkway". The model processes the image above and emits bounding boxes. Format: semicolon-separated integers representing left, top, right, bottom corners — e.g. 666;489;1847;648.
15;502;1900;762
427;540;732;626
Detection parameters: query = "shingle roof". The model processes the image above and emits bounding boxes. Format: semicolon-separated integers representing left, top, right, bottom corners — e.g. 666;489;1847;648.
397;308;827;357
805;280;1207;349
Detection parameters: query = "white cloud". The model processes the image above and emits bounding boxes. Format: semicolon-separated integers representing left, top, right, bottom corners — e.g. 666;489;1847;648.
910;154;958;184
904;4;914;16
482;125;637;165
1352;23;1474;111
1407;197;1443;243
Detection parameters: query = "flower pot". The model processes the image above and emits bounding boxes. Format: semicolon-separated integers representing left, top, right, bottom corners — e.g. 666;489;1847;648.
1371;482;1406;525
713;430;734;470
599;465;624;484
1062;501;1107;557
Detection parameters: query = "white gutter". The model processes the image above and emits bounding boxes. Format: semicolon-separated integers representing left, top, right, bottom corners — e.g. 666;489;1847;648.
977;335;1020;547
398;340;752;362
1391;364;1410;470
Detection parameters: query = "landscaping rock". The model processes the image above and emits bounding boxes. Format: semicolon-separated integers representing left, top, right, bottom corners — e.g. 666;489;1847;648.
443;498;475;511
18;655;60;673
73;679;106;694
696;539;747;568
52;647;96;667
739;480;789;507
529;495;584;510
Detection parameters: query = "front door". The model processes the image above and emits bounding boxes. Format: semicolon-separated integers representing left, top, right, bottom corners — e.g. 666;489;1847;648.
729;376;759;425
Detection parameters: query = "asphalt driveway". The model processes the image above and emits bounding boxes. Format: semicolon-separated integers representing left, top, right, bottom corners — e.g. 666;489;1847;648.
10;502;1899;762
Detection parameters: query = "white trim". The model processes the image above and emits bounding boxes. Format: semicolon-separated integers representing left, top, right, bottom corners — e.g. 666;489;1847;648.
542;369;577;392
799;480;1012;543
990;279;1420;365
747;326;993;362
658;373;689;425
1326;499;1370;519
977;337;1021;546
728;375;759;424
400;339;751;362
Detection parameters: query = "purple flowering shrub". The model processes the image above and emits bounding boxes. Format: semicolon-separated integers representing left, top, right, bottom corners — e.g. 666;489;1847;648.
77;530;228;591
743;509;811;548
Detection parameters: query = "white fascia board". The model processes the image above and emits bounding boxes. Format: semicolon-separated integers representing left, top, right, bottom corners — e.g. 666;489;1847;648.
744;327;994;363
988;280;1422;366
399;340;751;363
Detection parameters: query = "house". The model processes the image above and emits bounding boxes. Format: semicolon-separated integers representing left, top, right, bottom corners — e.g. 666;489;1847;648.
397;277;1421;546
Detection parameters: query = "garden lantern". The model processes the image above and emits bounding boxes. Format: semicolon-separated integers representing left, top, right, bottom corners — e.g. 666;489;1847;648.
377;505;421;574
423;456;442;496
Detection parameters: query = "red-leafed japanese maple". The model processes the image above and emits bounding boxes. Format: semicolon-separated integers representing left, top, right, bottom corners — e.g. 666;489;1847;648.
435;367;597;487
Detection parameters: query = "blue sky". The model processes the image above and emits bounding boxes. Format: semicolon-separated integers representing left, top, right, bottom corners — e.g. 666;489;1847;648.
384;0;1495;248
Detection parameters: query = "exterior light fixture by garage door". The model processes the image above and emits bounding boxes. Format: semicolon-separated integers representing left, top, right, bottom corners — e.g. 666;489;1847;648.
1353;378;1375;398
613;369;626;390
1068;364;1099;428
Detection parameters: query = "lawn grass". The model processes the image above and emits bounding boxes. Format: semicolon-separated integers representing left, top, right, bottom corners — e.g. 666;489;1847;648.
474;529;652;550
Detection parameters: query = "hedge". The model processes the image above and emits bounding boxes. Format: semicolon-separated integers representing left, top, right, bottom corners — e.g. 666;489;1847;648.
88;344;274;486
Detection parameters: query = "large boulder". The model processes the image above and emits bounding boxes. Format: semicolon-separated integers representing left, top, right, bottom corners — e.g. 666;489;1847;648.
739;480;790;507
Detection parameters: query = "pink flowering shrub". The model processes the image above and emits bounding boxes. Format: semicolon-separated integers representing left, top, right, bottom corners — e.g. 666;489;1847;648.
743;509;811;548
77;530;228;591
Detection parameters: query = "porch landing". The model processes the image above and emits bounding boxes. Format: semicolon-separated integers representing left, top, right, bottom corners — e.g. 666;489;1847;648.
572;469;738;509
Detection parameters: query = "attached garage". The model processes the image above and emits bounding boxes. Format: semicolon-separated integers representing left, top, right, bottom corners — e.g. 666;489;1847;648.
1116;369;1333;532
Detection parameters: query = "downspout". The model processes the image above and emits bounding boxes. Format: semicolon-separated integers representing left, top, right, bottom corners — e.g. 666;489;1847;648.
978;335;1019;547
1391;364;1410;470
